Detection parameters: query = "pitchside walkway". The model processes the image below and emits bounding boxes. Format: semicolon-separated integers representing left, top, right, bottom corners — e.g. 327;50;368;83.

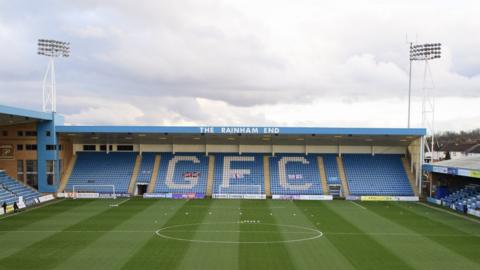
62;152;415;197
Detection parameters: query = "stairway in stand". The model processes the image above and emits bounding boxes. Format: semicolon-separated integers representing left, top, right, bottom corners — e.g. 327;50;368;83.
128;154;143;194
147;155;161;193
264;156;271;197
401;157;419;196
336;156;350;197
206;155;215;197
58;155;77;192
317;156;329;195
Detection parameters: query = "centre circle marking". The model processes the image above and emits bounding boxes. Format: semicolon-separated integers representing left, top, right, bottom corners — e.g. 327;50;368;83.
154;222;323;244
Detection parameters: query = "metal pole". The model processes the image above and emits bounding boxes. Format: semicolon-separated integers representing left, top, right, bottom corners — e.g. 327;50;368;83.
51;57;56;112
408;59;412;128
407;43;412;128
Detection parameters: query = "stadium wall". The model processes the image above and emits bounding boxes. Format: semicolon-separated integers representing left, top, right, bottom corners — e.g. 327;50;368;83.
0;123;38;182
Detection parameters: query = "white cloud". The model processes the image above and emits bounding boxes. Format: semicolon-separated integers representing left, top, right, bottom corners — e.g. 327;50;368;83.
0;0;479;131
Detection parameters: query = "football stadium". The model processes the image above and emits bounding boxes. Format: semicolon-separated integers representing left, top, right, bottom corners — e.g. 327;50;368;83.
0;104;479;270
1;1;480;270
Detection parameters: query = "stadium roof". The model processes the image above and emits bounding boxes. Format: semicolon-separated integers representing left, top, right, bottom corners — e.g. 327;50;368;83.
428;156;480;171
0;104;53;126
423;156;480;179
56;126;425;146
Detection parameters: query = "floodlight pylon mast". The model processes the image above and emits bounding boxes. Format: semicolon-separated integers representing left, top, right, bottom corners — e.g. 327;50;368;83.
42;57;56;112
37;39;70;113
408;42;441;163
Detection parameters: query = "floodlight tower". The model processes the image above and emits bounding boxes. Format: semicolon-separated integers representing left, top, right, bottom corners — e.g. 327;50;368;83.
408;42;441;162
37;39;70;112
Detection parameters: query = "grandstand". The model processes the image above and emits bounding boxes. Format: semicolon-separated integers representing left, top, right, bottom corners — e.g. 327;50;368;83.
0;104;427;203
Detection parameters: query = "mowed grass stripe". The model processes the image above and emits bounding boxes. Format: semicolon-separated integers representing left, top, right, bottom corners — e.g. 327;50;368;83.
0;199;94;233
274;201;357;270
299;201;415;270
368;202;480;265
0;200;109;260
121;199;213;270
413;203;480;234
0;199;154;270
328;201;480;270
51;199;180;270
176;199;242;270
238;200;297;270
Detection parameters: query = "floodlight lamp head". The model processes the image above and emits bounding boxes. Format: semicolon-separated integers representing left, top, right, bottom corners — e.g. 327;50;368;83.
37;39;70;58
409;42;442;61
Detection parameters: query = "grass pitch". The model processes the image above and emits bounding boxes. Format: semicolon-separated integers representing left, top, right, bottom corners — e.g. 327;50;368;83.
0;199;479;270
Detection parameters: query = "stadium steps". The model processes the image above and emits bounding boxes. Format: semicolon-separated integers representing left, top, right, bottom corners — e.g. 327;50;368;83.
147;154;161;193
58;155;77;192
401;157;418;196
206;155;215;196
128;154;143;194
336;156;350;197
263;155;271;197
317;156;329;195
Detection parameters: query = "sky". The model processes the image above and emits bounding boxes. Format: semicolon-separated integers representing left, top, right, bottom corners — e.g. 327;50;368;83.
0;0;479;131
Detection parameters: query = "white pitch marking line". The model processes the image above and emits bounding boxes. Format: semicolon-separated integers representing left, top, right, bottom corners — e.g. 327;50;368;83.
350;201;367;210
0;230;478;238
110;198;130;207
154;222;323;244
417;202;480;225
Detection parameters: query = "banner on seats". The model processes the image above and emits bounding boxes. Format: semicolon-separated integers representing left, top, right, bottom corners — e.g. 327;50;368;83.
272;195;333;201
143;193;204;199
359;196;419;201
38;194;55;203
212;194;266;200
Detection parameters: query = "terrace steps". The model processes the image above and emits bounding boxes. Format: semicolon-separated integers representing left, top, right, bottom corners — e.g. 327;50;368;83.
128;154;142;194
206;155;215;196
317;156;329;195
264;155;271;197
336;156;350;197
147;155;161;193
401;157;419;196
58;155;77;192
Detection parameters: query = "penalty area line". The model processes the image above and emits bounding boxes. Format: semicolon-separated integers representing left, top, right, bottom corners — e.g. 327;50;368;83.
350;201;367;210
110;198;130;207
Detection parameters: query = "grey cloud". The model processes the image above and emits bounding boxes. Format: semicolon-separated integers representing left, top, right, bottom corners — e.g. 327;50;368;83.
0;0;479;127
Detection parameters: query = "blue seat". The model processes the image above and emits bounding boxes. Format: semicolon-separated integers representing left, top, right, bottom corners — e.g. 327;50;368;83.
65;152;136;193
154;153;208;194
136;152;156;184
213;153;264;194
269;154;322;195
0;171;41;205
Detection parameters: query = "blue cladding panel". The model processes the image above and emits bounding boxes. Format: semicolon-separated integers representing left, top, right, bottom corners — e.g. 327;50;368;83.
55;125;426;136
36;114;59;193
